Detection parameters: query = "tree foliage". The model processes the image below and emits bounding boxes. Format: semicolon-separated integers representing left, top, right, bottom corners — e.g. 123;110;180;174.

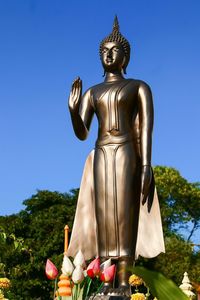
154;166;200;240
0;166;199;298
0;190;77;299
139;233;200;286
137;166;200;286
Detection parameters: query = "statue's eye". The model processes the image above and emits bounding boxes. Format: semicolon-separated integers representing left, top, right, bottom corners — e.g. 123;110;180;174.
113;47;119;52
102;48;108;53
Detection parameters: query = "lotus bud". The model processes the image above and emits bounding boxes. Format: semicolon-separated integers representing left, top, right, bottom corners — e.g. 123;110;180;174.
61;255;74;276
72;265;85;284
87;257;100;278
100;258;111;271
73;250;86;268
45;259;58;280
100;264;116;283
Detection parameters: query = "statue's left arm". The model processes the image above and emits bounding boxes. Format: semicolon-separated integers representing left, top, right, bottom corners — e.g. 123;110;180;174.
138;82;154;205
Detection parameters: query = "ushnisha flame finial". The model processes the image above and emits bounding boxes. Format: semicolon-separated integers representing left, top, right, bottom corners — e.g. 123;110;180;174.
113;15;120;33
99;16;131;73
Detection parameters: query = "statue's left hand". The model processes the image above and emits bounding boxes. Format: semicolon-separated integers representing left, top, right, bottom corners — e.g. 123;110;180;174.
141;165;152;206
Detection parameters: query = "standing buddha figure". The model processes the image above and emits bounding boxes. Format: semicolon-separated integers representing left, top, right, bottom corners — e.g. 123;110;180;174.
67;17;164;295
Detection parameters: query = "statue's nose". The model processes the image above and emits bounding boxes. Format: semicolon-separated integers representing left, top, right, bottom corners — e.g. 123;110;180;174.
107;49;112;58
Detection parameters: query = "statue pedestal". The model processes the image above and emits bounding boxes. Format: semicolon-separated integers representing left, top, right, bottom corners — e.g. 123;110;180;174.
89;295;130;300
88;285;131;300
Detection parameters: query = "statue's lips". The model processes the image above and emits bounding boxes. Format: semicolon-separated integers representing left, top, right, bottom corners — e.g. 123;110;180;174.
106;59;113;63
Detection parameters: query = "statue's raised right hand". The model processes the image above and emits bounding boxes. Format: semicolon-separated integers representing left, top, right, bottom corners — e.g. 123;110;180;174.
69;77;82;112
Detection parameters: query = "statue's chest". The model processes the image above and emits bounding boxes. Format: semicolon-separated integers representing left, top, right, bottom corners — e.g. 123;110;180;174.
94;81;137;115
93;81;138;131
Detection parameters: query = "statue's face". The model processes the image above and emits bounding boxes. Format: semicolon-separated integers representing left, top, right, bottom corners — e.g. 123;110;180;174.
101;42;125;72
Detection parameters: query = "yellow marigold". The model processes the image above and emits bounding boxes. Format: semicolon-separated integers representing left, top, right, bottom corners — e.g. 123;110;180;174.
131;292;145;300
0;278;10;289
129;274;143;286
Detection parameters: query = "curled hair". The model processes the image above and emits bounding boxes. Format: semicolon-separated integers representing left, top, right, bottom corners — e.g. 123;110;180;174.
99;16;131;74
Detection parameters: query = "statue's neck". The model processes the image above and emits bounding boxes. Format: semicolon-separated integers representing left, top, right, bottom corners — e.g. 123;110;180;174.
104;71;124;82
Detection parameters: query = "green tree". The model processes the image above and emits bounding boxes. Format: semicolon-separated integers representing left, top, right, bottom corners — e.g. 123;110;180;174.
0;189;77;300
154;166;200;240
137;166;200;285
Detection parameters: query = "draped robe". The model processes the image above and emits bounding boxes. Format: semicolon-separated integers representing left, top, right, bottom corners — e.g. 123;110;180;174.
67;79;165;260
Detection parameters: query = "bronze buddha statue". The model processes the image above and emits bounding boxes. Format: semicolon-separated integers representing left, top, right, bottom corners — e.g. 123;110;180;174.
67;17;164;295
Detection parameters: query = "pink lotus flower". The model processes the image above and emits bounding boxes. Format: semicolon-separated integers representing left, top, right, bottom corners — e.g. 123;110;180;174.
45;259;58;280
100;264;116;283
87;257;100;278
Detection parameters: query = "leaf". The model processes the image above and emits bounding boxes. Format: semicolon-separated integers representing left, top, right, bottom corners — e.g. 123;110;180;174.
82;277;92;300
0;232;6;243
9;233;16;240
14;240;19;249
132;266;189;300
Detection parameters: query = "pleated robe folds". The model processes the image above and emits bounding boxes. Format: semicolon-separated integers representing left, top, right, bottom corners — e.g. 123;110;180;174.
67;150;165;260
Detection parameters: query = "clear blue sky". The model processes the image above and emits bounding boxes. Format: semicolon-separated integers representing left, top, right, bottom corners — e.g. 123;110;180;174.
0;0;200;224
